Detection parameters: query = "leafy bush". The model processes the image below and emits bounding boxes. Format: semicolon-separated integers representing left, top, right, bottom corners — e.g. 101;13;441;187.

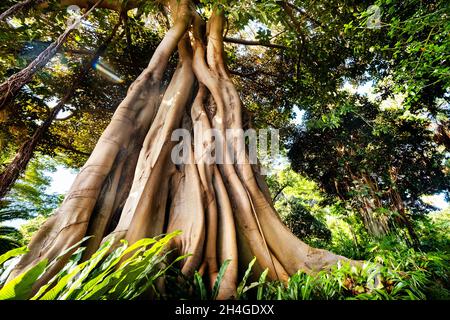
281;198;332;247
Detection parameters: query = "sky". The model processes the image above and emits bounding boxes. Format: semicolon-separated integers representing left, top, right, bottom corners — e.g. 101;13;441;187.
47;166;77;194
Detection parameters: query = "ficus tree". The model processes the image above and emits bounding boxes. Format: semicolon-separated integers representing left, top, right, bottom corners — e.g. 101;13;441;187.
2;0;357;299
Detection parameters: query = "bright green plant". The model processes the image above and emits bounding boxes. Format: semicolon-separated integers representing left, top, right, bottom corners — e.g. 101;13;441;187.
237;250;449;300
0;231;186;300
1;229;448;300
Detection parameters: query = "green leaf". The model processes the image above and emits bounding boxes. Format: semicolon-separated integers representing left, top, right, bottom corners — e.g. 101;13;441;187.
237;257;256;299
0;259;47;300
194;271;207;300
0;246;28;267
44;236;91;273
31;247;85;300
75;242;128;299
36;257;92;300
59;238;114;299
211;259;231;300
257;268;269;300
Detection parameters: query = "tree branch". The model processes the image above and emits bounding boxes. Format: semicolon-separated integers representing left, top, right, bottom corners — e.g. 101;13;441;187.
273;184;289;202
224;37;286;49
282;1;323;27
0;0;104;109
0;0;46;21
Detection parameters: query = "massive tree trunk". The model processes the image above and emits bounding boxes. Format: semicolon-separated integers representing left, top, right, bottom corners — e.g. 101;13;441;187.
7;0;354;299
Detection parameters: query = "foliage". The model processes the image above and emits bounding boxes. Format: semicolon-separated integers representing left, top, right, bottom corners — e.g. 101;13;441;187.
18;214;48;245
0;156;62;252
313;204;450;262
266;167;332;246
165;233;450;300
1;155;62;218
348;0;450;115
0;1;167;169
1;221;449;300
190;259;233;300
278;198;331;247
244;249;449;300
289;95;448;211
288;93;448;238
0;229;22;255
0;231;185;300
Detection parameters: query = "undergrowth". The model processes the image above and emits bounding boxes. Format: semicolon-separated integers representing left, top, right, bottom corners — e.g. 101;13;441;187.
0;231;448;300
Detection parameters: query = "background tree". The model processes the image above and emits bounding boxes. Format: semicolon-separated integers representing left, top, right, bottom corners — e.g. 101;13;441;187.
288;94;449;245
0;1;169;195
